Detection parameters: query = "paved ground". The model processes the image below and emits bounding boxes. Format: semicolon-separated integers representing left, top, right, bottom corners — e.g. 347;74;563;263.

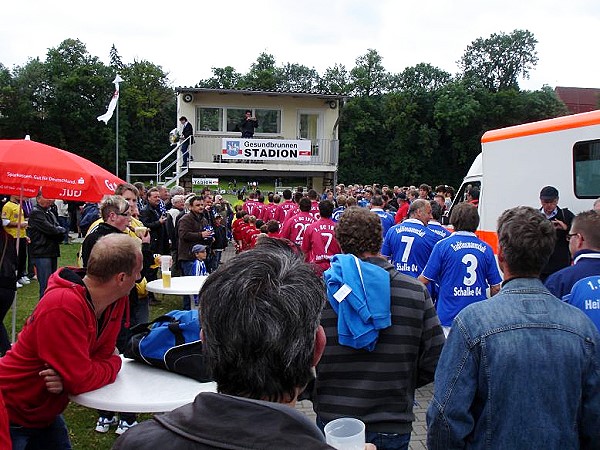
294;385;433;450
221;244;434;448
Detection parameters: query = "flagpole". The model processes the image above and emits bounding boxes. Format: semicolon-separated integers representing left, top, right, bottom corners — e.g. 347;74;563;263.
97;74;123;177
116;96;119;177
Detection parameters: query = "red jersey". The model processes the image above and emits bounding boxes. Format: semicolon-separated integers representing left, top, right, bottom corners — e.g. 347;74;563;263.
277;200;297;224
278;212;315;246
232;219;248;242
243;200;259;216
263;202;278;221
309;201;320;220
394;202;410;224
254;202;266;220
242;226;261;250
301;218;341;272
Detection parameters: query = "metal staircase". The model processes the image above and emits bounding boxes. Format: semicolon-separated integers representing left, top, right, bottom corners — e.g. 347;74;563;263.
126;137;192;188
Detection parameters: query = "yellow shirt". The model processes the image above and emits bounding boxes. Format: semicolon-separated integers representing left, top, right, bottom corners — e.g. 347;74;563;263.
1;201;27;238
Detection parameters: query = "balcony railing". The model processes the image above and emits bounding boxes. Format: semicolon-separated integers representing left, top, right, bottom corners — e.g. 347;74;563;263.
126;136;338;187
189;135;339;166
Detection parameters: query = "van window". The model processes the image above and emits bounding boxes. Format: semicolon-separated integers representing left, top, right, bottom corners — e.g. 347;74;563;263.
443;181;481;225
573;140;600;198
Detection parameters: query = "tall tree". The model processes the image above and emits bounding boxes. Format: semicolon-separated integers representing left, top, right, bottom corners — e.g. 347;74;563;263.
350;49;389;97
197;66;242;89
458;29;538;91
279;63;320;92
109;44;125;71
240;52;282;90
390;63;452;93
319;64;352;95
118;59;176;173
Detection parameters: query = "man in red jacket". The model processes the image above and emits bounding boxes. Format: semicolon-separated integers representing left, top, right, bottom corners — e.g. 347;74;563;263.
0;233;142;449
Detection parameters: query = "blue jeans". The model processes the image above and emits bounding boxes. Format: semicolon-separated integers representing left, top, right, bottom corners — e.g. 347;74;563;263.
179;260;196;310
32;257;57;299
10;415;72;450
181;141;190;167
317;416;410;450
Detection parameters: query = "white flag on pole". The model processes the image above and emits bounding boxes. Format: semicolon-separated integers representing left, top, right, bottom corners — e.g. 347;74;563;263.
97;75;124;124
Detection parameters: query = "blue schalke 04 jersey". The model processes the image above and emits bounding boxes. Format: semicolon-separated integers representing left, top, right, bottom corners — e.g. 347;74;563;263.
422;231;502;326
381;219;441;278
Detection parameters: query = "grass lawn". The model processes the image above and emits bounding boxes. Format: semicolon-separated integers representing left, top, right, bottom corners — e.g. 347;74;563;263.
5;243;185;449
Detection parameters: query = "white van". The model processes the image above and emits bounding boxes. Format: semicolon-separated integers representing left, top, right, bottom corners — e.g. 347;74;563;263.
447;110;600;252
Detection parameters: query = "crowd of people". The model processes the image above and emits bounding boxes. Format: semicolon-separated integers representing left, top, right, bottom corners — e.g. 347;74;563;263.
0;179;599;449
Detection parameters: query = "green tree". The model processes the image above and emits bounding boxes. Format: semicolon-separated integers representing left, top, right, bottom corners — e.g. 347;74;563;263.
350;49;389;97
390;63;452;93
197;66;242;89
117;59;176;173
458;29;538;91
240;52;282;90
319;64;352;95
109;44;125;71
279;63;320;92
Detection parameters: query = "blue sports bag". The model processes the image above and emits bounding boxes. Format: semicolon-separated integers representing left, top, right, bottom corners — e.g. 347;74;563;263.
124;310;212;382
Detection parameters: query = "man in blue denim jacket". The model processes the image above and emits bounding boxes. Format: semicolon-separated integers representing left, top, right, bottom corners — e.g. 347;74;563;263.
427;206;600;450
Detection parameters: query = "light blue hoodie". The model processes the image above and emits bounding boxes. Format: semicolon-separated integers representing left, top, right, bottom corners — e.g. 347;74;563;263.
324;254;391;351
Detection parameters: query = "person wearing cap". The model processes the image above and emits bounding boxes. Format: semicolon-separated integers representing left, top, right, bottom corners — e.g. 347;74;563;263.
539;185;575;281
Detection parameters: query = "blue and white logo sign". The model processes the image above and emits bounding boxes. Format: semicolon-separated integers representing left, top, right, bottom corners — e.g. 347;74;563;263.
225;141;241;157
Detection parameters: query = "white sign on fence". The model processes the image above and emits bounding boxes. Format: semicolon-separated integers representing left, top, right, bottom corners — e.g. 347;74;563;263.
192;177;219;186
221;139;312;161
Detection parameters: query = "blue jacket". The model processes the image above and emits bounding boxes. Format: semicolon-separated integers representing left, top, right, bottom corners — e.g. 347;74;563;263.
324;254;391;351
545;250;600;298
427;278;600;450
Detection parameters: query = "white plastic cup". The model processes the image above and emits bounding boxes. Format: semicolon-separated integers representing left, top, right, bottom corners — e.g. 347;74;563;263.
324;417;365;450
160;255;172;273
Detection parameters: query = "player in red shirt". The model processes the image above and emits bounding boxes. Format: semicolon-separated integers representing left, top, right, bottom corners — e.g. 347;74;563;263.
394;192;410;224
262;193;278;222
278;197;315;247
242;215;261;251
307;189;321;220
232;211;249;253
243;192;259;217
276;189;297;224
301;200;341;275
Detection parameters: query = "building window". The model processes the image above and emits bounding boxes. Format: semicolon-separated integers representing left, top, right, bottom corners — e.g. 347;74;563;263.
573;139;600;198
255;109;281;134
226;108;248;133
197;107;223;132
196;107;282;134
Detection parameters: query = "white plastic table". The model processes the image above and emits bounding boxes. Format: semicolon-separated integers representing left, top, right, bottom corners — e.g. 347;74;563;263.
146;275;208;296
70;356;216;413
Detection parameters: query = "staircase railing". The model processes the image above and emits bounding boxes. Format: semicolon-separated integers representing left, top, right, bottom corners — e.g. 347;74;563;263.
126;137;191;187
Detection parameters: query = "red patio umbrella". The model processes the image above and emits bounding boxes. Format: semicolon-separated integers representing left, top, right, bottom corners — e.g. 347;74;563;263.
1;139;126;341
0;139;125;201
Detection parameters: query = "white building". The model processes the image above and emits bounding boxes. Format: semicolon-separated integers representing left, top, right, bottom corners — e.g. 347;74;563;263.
128;88;342;192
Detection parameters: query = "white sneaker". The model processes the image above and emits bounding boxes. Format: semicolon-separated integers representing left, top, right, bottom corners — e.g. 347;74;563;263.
115;419;138;435
16;282;23;289
18;276;30;285
95;415;118;433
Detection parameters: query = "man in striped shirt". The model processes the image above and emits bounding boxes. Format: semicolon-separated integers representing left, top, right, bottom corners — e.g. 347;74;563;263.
314;206;445;450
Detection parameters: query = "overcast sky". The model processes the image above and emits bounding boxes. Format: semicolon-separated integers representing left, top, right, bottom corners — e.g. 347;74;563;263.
2;0;598;91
